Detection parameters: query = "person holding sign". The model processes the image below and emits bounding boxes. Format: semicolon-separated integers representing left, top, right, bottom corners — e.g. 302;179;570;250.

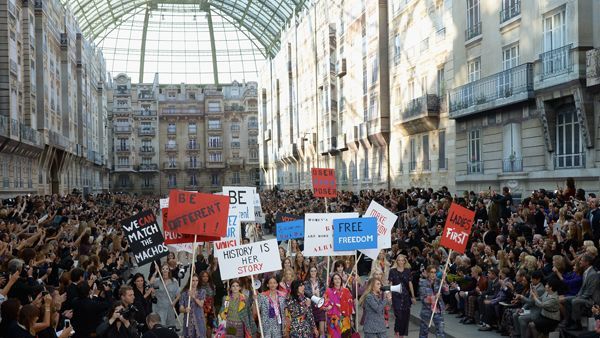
323;273;354;337
258;276;287;337
179;274;207;338
359;277;392;338
217;280;255;338
285;280;319;338
151;264;180;328
418;265;449;338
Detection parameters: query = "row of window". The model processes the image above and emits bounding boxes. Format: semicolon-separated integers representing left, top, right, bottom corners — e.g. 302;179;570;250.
165;172;243;187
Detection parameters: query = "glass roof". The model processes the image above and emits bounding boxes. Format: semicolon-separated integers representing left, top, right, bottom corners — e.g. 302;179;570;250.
63;0;308;83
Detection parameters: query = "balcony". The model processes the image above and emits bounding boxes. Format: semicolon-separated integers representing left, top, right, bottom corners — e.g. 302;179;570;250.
114;125;132;134
554;152;585;169
93;152;104;165
163;161;179;170
114;164;134;172
206;160;226;169
115;146;130;153
139;146;155;156
228;157;244;167
465;22;482;41
20;124;42;147
467;161;484;175
187;143;200;151
167;128;177;135
165;144;178;152
134;110;157;118
138;127;156;136
207;125;222;133
449;63;534;119
540;44;573;80
503;158;523;172
185;162;204;170
586;47;600;87
408;160;431;172
395;94;440;133
138;163;159;171
49;131;69;149
0;116;8;138
500;1;520;23
207;142;222;150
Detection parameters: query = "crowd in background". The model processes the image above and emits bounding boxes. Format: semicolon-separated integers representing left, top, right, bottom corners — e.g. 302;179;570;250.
0;178;597;338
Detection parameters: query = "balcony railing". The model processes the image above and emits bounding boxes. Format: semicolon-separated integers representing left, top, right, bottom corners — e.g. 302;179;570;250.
138;163;158;171
0;116;8;137
115;146;130;152
163;161;179;169
114;126;132;133
465;22;482;41
187;143;199;150
165;144;177;151
401;94;440;121
467;161;484;174
114;164;133;171
138;127;156;136
208;142;222;149
139;146;155;154
540;44;573;80
554;152;585;169
500;1;521;23
167;128;177;135
449;63;534;116
185;162;203;170
503;158;523;172
134;110;157;117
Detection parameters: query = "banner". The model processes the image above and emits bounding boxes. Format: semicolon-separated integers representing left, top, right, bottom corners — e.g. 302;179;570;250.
303;213;358;257
121;210;169;266
166;190;229;238
311;168;337;198
275;212;302;224
223;187;256;222
439;203;475;254
254;192;265;224
216;239;282;280
333;217;378;251
361;201;398;260
276;219;305;241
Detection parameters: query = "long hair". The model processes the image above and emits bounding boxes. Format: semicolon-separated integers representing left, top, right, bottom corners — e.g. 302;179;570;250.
329;272;343;288
290;279;303;302
359;277;382;306
183;273;201;292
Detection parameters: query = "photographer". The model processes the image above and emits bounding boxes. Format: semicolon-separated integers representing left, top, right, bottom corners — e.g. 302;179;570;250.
6;259;36;305
71;279;111;338
96;301;139;338
141;313;177;338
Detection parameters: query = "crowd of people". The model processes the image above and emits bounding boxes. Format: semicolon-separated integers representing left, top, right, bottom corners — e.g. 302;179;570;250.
0;178;597;338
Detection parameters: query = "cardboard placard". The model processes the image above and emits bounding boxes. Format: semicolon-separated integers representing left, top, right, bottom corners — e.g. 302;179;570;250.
276;219;305;241
216;239;282;280
223;187;256;222
214;212;241;253
439;203;475;254
254;192;265;224
311;168;337;198
121;210;169;266
275;212;302;223
361;201;398;260
303;213;358;256
333;217;378;251
166;190;229;237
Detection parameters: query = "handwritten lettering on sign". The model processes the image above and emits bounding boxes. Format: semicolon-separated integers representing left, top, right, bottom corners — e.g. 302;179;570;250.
311;168;337;198
166;190;229;238
121;210;169;266
439;203;475;254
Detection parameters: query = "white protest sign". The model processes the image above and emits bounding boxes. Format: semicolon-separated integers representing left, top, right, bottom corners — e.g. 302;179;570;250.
223;187;256;222
160;198;169;209
361;201;398;260
303;213;358;257
216;239;281;280
167;243;195;254
214;212;241;253
254;192;265;223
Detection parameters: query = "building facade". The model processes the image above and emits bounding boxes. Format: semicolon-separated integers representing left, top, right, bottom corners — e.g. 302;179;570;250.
259;0;600;195
108;78;260;195
0;0;109;198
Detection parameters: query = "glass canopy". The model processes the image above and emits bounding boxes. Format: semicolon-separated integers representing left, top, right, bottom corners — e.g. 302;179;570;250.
63;0;309;84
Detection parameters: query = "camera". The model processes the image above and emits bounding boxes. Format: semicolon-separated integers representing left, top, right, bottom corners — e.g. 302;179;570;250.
118;304;139;319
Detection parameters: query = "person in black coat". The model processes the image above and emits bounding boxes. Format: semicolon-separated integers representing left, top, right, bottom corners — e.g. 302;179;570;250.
71;281;112;338
130;273;153;333
141;313;177;338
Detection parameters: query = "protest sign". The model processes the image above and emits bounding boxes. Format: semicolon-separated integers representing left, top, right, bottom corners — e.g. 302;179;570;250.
275;212;302;223
166;190;229;237
303;213;358;256
167;243;195;254
214;213;241;253
439;203;475;254
361;201;398;260
121;210;168;266
160;198;169;209
333;217;378;251
311;168;337;198
223;187;256;222
276;219;305;241
216;239;281;280
161;200;197;245
254;192;265;224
